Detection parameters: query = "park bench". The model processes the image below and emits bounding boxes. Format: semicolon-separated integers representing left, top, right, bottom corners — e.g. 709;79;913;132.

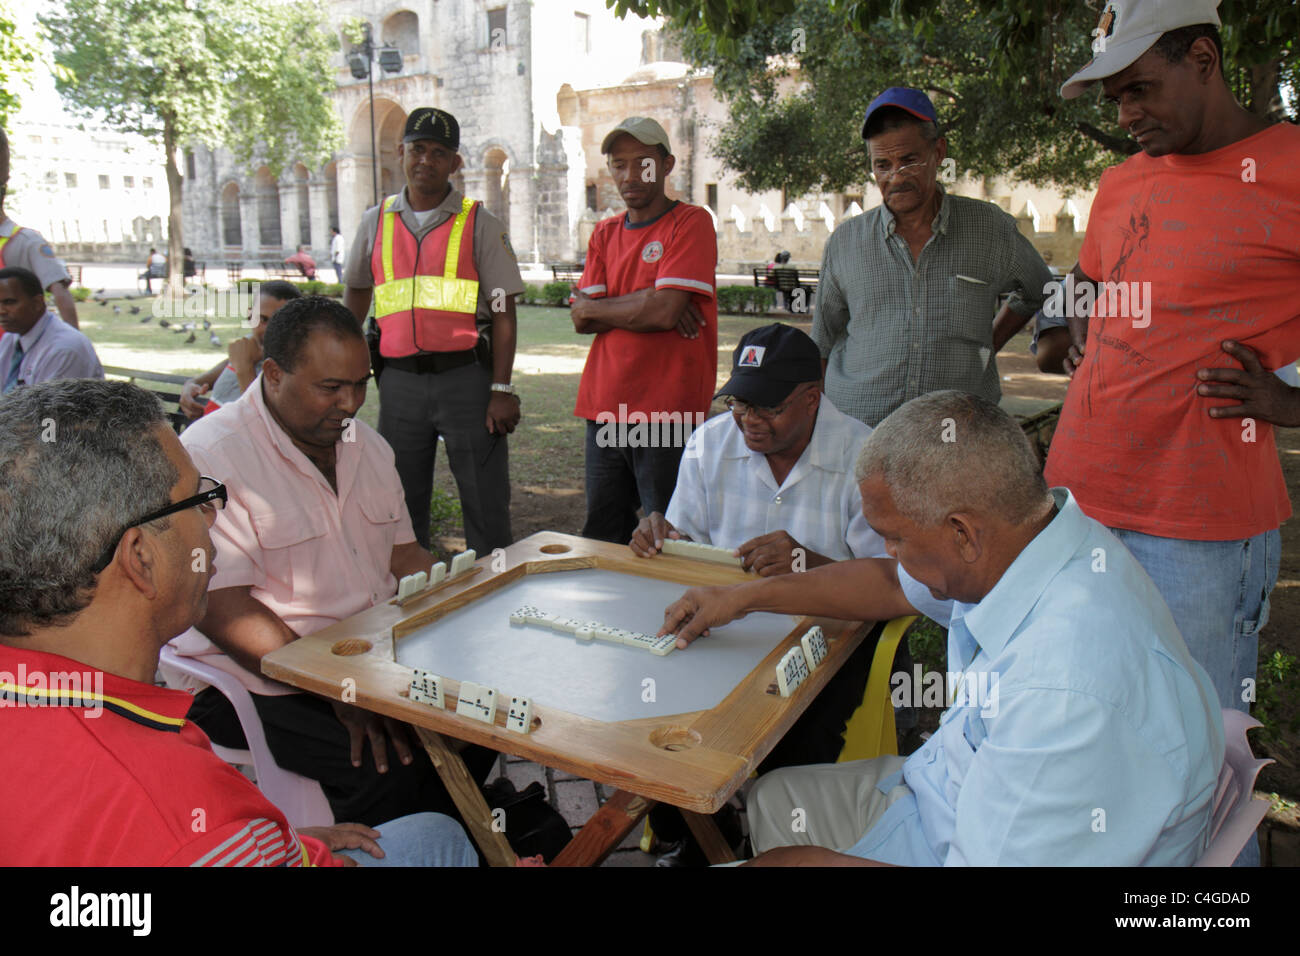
752;266;820;313
102;365;192;434
550;263;584;284
225;261;243;284
66;264;83;286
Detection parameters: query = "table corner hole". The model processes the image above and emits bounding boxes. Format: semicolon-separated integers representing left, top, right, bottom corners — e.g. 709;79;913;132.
649;726;702;752
539;544;571;554
330;638;373;656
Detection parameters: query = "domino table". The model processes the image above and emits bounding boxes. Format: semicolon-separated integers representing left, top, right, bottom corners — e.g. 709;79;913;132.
261;531;874;866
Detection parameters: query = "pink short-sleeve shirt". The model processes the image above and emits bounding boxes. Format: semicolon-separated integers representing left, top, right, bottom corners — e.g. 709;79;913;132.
169;377;415;695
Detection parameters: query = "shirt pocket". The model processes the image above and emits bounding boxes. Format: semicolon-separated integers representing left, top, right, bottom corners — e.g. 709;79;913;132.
947;275;996;345
358;493;404;568
250;507;331;594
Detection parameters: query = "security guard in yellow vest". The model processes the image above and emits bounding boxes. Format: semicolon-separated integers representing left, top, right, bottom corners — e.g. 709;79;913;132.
0;128;79;329
343;108;523;553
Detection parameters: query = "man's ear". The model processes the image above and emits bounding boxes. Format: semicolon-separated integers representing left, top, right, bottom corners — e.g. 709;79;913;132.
935;136;948;165
262;357;283;393
948;512;982;563
662;153;676;179
114;526;162;600
451;152;464;175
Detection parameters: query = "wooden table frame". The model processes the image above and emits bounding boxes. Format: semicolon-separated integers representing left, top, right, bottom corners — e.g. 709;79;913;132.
262;532;870;866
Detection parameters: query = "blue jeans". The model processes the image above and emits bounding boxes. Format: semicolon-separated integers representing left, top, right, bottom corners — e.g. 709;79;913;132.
581;419;686;543
336;812;479;867
1109;526;1280;713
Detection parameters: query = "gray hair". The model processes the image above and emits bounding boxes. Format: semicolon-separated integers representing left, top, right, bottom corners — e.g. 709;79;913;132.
855;391;1051;527
0;380;177;635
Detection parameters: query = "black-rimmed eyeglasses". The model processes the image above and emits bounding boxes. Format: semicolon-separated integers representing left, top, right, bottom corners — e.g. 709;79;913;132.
90;476;227;573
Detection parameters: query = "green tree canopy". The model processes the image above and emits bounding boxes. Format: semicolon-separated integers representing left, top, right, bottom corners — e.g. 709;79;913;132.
41;0;344;283
611;0;1297;196
0;2;38;128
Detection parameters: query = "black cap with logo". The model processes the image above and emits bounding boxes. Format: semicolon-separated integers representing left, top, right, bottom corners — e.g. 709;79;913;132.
714;323;823;407
403;108;459;149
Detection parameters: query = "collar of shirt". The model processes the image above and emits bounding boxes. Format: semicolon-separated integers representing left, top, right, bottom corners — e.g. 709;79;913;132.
878;185;951;238
0;644;193;729
946;487;1087;667
246;374;359;501
720;394;844;493
0;217;16;238
17;310;55;352
387;184;465;216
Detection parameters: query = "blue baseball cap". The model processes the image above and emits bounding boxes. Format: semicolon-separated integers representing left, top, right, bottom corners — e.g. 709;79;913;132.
861;88;938;140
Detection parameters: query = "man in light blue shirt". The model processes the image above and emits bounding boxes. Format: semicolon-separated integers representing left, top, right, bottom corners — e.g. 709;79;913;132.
0;267;102;393
662;390;1223;866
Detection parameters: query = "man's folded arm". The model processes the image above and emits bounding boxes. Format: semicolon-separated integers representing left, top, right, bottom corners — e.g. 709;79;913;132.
572;286;695;334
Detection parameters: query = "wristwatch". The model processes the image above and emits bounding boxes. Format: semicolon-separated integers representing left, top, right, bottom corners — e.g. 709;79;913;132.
490;382;520;401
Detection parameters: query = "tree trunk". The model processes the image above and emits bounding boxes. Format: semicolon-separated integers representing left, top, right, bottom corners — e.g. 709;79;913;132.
1073;121;1141;157
162;114;185;305
1249;59;1283;119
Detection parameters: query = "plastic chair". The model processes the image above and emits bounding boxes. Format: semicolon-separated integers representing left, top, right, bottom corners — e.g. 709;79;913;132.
159;644;334;828
837;615;916;761
1194;709;1273;866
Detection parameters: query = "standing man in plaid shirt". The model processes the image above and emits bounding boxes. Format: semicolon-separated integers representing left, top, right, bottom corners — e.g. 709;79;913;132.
812;88;1052;427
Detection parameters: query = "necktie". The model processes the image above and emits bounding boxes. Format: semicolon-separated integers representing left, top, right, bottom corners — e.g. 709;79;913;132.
3;340;23;394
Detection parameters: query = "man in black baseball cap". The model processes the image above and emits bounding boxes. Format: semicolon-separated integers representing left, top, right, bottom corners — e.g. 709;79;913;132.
632;323;886;578
341;104;524;558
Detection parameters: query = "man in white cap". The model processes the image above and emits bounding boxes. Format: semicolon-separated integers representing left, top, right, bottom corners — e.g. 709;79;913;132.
1047;0;1300;755
570;117;718;544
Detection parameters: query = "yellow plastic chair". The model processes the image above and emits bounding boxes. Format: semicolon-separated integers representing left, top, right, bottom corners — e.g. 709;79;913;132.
639;615;916;852
837;615;916;761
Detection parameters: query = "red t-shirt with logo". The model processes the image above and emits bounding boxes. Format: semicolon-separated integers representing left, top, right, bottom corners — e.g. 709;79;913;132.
1045;123;1300;540
573;201;718;421
0;645;339;866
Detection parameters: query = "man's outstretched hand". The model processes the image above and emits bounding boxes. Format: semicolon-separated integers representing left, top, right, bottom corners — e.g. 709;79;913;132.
658;584;748;648
629;511;683;557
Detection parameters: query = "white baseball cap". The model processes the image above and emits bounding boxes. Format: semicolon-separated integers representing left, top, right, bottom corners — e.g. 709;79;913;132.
1060;0;1222;100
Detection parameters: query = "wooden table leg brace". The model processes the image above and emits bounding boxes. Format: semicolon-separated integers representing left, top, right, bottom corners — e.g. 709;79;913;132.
414;727;517;867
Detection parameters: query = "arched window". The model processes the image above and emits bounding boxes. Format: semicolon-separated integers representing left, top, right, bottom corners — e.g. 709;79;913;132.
255;167;281;248
382;11;419;56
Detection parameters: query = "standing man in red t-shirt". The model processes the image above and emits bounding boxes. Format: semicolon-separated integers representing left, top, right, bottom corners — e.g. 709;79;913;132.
1049;1;1300;723
571;117;718;543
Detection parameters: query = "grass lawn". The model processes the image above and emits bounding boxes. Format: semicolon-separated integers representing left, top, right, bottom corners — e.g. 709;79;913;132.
79;293;778;546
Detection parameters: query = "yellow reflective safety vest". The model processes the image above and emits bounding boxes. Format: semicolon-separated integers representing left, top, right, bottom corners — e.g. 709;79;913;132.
370;195;480;357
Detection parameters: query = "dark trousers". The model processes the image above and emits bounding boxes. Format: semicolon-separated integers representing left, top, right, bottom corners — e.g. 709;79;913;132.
378;361;512;553
581;419;685;544
188;688;498;828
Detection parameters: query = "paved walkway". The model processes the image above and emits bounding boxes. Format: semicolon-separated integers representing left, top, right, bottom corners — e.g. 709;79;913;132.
496;753;658;867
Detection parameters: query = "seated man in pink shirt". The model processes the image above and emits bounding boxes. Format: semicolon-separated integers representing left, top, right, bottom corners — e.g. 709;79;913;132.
167;295;496;827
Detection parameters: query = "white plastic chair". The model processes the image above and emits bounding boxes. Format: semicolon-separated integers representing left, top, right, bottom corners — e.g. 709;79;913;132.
159;644;334;828
1194;709;1273;866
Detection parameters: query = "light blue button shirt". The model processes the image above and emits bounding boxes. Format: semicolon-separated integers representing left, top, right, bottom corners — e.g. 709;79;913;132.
0;311;103;389
845;487;1224;866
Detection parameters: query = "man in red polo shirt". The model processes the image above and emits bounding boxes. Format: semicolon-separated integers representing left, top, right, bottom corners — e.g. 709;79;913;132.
0;379;476;866
571;117;718;542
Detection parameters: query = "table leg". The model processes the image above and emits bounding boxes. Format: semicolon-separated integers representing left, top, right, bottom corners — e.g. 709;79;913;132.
550;789;656;867
682;810;738;864
414;727;516;868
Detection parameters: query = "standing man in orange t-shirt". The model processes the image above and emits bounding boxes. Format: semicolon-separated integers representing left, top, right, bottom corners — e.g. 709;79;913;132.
1048;1;1300;720
571;117;718;543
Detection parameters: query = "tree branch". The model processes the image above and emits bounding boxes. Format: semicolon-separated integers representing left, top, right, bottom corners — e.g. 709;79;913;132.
1073;122;1140;156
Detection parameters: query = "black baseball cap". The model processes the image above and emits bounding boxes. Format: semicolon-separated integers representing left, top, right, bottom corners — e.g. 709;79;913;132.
715;324;822;407
404;108;459;149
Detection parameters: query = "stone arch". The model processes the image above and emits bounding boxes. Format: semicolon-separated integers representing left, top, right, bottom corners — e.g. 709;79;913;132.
220;181;242;248
348;98;406;208
254;166;281;248
482;146;510;223
381;10;419;56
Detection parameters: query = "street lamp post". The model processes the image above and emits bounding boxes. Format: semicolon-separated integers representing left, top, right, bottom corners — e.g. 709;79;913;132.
348;22;404;206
